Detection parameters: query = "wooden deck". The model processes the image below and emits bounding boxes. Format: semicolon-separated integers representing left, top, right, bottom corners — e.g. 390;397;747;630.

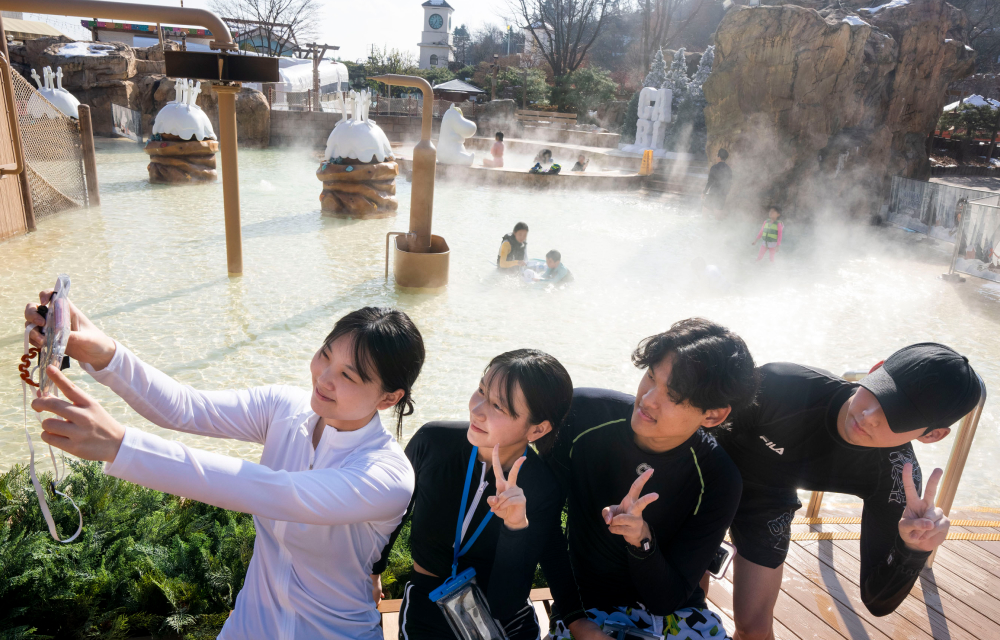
378;504;1000;639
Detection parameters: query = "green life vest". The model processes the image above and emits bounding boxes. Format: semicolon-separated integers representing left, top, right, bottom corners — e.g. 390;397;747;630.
763;220;780;242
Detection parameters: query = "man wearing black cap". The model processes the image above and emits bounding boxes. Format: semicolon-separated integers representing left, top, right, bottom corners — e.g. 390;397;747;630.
718;343;982;640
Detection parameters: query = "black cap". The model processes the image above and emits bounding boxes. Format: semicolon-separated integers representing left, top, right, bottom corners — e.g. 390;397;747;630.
860;343;982;434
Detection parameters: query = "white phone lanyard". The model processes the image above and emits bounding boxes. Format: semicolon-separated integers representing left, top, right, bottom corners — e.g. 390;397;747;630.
22;324;83;543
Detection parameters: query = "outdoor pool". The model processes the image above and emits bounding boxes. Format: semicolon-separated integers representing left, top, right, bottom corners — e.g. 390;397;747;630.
2;139;999;508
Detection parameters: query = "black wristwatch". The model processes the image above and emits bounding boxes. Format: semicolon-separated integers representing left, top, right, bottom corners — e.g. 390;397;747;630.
627;532;656;559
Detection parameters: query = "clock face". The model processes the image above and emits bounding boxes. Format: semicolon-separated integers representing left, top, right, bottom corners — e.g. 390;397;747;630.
429;13;443;29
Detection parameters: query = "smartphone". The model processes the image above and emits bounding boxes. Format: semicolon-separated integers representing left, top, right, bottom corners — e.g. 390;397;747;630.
708;541;735;579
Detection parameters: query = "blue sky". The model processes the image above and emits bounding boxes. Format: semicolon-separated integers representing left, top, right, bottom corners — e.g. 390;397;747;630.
23;0;515;61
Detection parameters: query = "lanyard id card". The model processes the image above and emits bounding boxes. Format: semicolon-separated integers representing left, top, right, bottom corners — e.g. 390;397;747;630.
428;446;507;640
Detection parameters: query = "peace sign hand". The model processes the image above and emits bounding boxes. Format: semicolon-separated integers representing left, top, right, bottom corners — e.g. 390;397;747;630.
898;462;949;553
603;468;659;548
486;444;528;531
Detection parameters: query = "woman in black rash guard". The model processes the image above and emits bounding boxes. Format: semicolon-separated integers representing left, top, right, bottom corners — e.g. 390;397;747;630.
371;349;574;640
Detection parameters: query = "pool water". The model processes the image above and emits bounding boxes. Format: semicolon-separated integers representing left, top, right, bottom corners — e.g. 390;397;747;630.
2;139;999;508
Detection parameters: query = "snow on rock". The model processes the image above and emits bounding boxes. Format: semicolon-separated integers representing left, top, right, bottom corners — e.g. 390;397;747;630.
943;94;1000;111
30;67;79;118
152;79;216;141
861;0;909;13
842;15;870;27
54;42;116;57
324;90;393;163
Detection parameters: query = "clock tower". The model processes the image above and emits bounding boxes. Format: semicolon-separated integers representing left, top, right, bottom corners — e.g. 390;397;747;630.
418;0;454;69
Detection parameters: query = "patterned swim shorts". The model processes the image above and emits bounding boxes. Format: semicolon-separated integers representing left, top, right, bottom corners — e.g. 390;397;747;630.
546;604;730;639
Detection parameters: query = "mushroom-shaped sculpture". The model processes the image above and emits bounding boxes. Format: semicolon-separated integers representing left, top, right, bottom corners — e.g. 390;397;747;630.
317;89;399;218
145;79;219;184
30;67;80;119
437;104;476;165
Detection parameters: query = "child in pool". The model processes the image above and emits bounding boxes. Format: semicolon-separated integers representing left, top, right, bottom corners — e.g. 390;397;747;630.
483;132;505;168
752;205;783;262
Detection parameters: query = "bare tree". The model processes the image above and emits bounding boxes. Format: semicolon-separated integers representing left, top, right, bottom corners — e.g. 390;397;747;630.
950;0;1000;73
510;0;616;77
638;0;711;71
209;0;320;56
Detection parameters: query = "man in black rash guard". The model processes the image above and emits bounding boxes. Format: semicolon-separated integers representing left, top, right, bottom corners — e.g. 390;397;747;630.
541;319;759;639
719;343;982;640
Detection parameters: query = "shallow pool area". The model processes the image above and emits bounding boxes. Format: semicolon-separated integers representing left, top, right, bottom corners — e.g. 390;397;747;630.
3;139;1000;508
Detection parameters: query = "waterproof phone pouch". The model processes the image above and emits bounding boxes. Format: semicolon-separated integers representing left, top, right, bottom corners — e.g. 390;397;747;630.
38;274;71;397
429;567;507;640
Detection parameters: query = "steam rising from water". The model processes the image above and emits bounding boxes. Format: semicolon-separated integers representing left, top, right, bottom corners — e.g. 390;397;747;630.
1;140;998;507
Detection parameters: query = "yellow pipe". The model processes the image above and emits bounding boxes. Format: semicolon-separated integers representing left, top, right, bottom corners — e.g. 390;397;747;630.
0;0;236;49
371;75;435;251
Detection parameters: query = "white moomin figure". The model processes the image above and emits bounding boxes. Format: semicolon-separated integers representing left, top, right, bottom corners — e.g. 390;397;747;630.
30;66;81;119
152;79;216;141
634;86;672;151
437;104;477;166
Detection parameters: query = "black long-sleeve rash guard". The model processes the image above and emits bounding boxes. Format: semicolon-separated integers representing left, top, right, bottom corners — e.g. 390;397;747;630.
540;388;742;619
717;362;932;616
373;422;563;624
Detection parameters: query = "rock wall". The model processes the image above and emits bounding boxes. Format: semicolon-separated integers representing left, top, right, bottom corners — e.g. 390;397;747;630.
11;38;269;147
703;0;975;217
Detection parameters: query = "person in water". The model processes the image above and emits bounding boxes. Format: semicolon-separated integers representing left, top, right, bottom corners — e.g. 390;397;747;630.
534;249;573;285
534;149;553;166
752;206;783;262
373;350;575;639
571;155;589;172
498;222;529;271
25;297;424;640
702;149;733;216
541;319;758;640
718;344;981;640
483;131;505;168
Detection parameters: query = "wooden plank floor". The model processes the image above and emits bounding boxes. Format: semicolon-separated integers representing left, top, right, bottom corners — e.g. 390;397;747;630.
379;505;1000;639
707;505;1000;640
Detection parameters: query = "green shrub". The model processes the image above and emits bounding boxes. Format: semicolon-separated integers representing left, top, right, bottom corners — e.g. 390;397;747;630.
0;461;254;639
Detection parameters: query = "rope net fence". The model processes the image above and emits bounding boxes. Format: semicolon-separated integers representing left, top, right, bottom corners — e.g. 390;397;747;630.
11;70;87;217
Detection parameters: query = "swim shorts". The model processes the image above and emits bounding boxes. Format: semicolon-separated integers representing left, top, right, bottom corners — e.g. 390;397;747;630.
546;605;730;639
727;481;801;569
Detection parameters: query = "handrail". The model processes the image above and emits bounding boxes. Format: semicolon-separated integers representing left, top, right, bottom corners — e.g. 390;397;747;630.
805;369;987;568
0;52;24;178
0;0;236;50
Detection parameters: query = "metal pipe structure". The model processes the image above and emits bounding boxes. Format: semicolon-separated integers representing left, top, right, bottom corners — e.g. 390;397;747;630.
0;0;237;50
928;374;987;567
77;105;100;206
213;85;242;275
2;1;250;273
371;74;435;251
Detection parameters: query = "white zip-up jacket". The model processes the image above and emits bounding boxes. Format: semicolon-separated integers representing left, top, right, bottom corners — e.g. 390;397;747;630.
86;342;415;640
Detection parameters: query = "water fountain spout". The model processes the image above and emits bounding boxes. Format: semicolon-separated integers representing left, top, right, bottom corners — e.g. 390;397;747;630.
370;74;449;290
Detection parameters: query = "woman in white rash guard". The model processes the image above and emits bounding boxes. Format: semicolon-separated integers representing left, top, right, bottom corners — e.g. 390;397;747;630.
25;296;425;640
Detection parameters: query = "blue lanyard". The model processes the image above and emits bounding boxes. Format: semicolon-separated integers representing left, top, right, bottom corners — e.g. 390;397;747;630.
451;446;494;577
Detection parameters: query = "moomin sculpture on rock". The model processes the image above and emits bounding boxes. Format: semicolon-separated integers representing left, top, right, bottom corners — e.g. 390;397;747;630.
437;104;477;166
